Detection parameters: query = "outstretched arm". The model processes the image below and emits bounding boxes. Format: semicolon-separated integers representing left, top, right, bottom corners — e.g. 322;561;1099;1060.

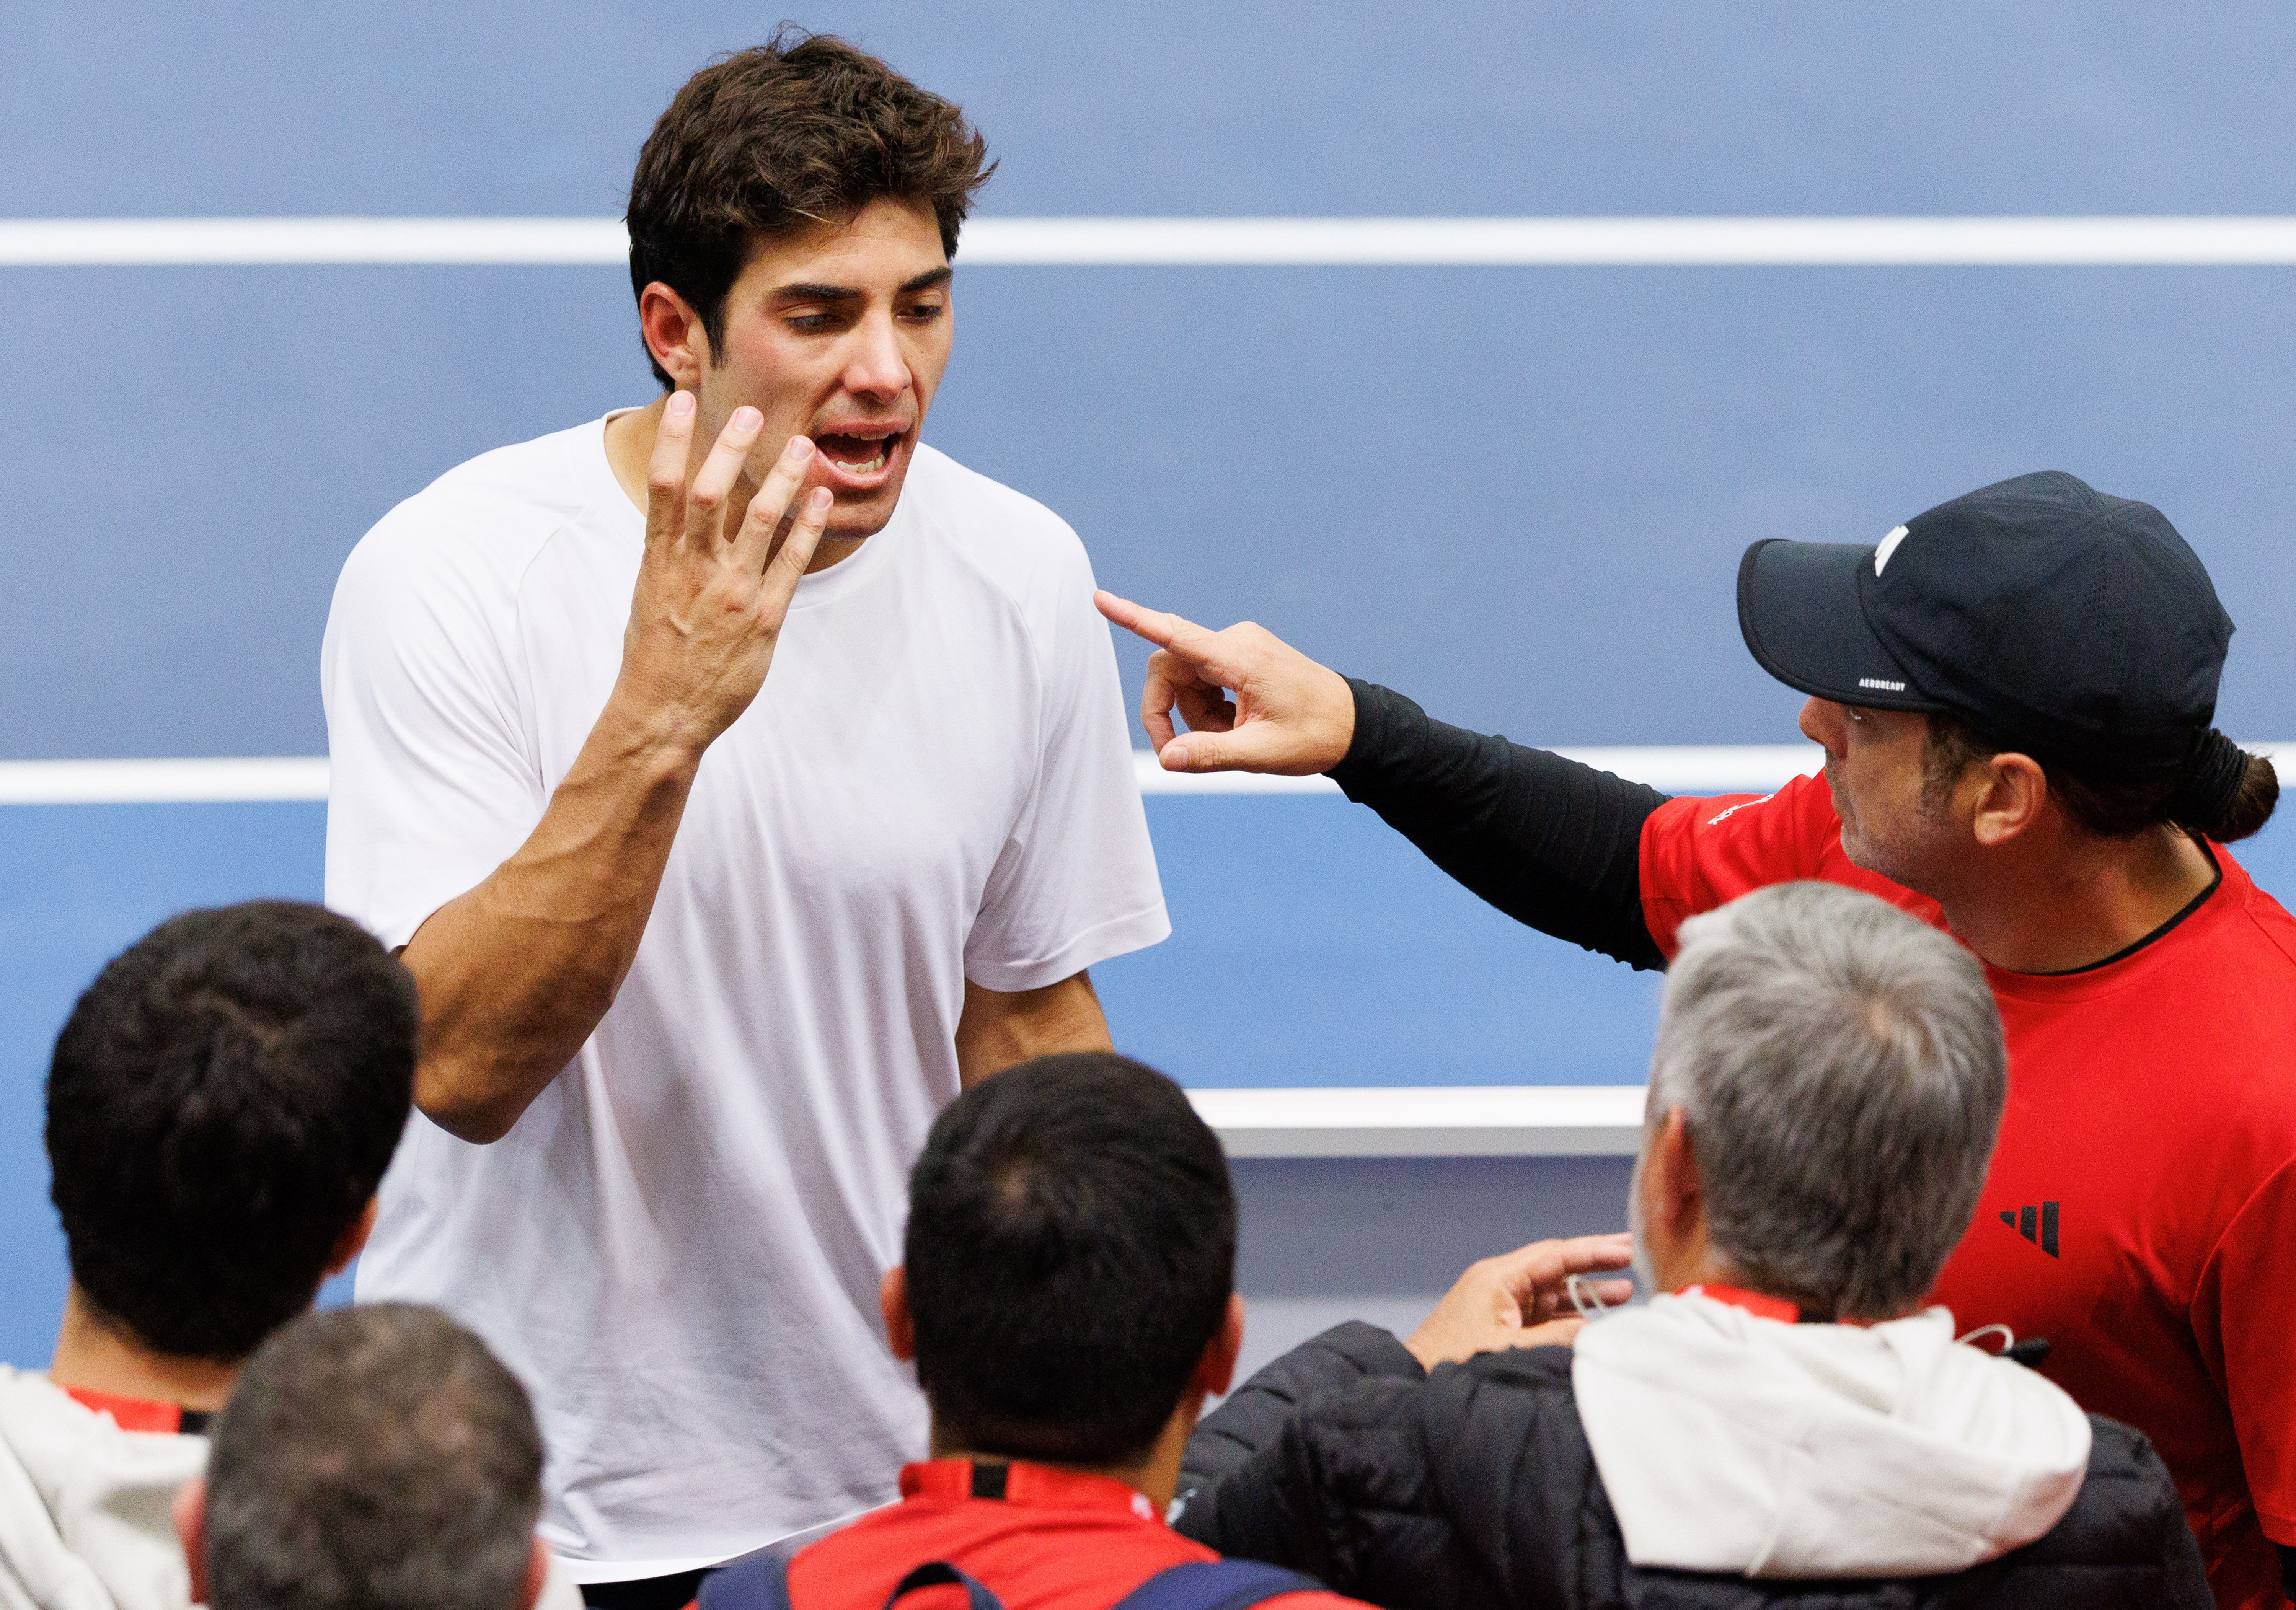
1094;592;1669;970
403;400;831;1143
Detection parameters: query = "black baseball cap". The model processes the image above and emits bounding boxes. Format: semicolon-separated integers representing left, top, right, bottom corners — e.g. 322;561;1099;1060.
1737;471;2234;782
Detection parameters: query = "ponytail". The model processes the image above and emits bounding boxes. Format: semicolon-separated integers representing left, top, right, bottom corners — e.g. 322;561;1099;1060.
2174;743;2279;842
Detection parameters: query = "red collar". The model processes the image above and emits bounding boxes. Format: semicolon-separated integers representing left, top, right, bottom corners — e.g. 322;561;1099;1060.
1682;1284;1803;1324
900;1460;1162;1523
62;1385;210;1436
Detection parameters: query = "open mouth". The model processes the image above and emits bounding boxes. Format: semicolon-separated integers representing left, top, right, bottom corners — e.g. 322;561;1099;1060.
813;429;903;477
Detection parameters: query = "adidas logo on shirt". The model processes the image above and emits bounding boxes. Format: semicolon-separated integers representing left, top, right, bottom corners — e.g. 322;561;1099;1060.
1999;1201;2060;1258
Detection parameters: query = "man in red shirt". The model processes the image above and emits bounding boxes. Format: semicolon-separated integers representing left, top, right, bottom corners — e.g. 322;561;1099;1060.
1096;469;2294;1610
698;1053;1382;1610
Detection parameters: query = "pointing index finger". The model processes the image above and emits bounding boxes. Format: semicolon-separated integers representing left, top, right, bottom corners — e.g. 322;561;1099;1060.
1095;590;1194;649
1093;592;1238;683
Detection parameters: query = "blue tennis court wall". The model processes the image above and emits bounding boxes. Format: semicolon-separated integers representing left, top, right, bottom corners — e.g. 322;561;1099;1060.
8;3;2296;758
7;3;2296;1371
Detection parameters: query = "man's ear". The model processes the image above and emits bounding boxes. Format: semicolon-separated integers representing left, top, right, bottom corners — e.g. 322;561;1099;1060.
881;1267;916;1363
520;1536;552;1610
637;282;711;392
1192;1294;1246;1398
1969;752;2049;849
173;1477;207;1605
326;1198;379;1278
1651;1107;1703;1240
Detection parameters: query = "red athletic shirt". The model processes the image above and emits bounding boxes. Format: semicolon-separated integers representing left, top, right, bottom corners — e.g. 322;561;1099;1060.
1641;773;2296;1610
785;1461;1363;1610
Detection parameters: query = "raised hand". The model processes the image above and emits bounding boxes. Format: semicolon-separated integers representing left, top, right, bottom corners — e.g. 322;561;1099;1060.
1093;590;1357;776
618;391;834;755
1405;1233;1637;1368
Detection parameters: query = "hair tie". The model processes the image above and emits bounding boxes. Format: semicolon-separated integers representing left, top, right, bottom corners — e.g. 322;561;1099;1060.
2167;728;2249;831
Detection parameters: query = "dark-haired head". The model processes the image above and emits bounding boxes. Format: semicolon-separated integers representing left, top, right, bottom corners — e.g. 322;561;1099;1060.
626;28;994;388
897;1053;1238;1467
46;901;416;1361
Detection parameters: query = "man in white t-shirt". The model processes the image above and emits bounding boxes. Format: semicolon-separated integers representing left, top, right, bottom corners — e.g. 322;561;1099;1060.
321;31;1168;1608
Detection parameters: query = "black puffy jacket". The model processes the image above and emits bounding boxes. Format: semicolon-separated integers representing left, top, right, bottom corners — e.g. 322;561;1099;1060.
1175;1323;2211;1610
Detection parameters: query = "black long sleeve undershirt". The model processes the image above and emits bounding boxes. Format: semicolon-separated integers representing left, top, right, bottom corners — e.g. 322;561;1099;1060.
1324;680;1670;972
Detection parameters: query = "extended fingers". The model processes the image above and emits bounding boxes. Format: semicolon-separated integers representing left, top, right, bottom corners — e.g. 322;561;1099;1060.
731;436;821;569
685;406;763;541
644;391;700;546
759;487;833;606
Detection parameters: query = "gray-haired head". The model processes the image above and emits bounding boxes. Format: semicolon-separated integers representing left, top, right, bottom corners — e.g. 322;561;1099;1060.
1644;881;2006;1321
204;1304;543;1610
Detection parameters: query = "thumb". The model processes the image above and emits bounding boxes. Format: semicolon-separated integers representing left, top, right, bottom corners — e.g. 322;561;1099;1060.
1158;728;1268;774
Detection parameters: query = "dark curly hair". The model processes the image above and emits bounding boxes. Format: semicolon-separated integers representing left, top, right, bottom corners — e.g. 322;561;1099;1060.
46;902;416;1361
626;27;995;387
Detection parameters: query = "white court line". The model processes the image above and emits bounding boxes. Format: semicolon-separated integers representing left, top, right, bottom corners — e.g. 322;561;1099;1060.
1190;1085;1647;1157
6;745;2290;805
10;215;2296;267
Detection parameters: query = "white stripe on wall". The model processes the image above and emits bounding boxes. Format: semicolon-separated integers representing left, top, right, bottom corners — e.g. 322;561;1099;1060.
0;747;1809;805
0;217;630;265
10;215;2296;267
0;756;332;804
1132;745;1829;796
1191;1084;1647;1157
974;215;2296;267
7;744;2288;806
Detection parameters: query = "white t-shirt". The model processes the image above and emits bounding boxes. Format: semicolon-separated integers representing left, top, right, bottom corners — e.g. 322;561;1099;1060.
321;417;1168;1577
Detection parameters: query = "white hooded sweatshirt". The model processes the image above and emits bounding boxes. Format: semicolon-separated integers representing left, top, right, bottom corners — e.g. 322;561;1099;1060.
0;1367;583;1610
1570;1294;2091;1579
0;1368;204;1610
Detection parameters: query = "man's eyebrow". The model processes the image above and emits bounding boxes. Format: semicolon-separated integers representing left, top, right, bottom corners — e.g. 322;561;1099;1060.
768;266;952;305
771;282;862;305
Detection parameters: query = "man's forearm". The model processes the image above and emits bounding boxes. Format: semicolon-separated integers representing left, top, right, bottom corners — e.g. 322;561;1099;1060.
395;405;832;1145
401;699;704;1143
1326;681;1670;971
